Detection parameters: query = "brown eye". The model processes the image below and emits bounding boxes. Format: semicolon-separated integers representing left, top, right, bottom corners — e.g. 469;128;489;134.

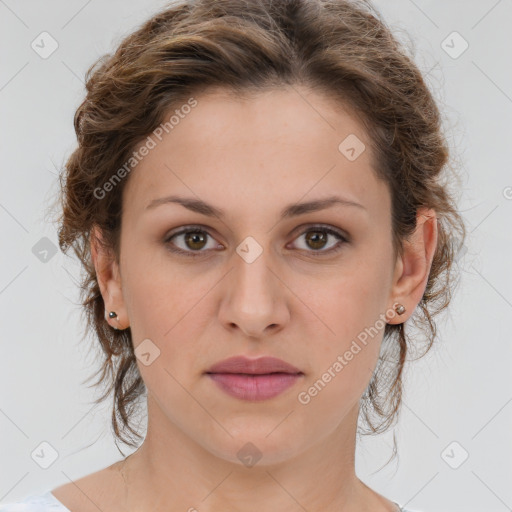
289;225;348;256
305;230;328;250
164;227;221;258
164;224;348;259
183;231;208;250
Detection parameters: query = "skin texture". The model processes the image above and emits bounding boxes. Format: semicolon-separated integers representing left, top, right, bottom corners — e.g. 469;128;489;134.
53;85;437;512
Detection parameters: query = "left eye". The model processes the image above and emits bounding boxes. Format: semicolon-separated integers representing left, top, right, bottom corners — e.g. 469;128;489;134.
164;224;348;258
289;226;348;254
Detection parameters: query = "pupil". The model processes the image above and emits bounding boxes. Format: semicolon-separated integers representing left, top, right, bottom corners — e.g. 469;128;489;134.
187;232;205;249
307;231;326;249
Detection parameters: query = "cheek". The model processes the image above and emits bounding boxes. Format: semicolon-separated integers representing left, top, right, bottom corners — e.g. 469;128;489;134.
315;253;391;330
121;237;200;327
300;251;392;386
296;280;386;426
121;245;217;371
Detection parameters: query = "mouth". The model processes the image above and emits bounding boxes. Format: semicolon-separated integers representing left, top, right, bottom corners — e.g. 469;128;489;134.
206;372;304;401
205;356;304;401
206;355;302;374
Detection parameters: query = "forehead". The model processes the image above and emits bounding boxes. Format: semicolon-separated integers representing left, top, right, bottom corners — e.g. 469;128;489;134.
122;86;390;222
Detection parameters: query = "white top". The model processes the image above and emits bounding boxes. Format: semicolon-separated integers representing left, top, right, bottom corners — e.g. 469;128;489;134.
0;490;418;511
0;491;70;511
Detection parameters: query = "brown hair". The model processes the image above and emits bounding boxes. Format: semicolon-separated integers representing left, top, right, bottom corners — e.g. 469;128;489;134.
52;0;466;459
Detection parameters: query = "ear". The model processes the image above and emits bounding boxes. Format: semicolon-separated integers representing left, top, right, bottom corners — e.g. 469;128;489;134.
387;208;438;324
90;225;128;330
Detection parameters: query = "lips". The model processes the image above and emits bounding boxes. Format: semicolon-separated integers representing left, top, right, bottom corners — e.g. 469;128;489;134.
205;356;304;401
206;356;302;375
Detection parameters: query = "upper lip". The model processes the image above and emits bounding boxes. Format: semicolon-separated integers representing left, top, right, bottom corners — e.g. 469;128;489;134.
206;356;303;375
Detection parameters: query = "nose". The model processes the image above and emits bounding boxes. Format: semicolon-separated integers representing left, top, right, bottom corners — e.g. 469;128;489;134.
218;245;290;339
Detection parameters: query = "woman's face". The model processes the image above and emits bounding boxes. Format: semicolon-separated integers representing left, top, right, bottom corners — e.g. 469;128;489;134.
95;86;426;466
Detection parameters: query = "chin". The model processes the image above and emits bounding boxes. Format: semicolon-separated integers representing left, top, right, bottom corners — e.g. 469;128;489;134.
198;424;309;468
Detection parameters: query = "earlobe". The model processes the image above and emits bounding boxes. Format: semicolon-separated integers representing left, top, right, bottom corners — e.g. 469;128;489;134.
90;225;127;330
387;208;438;324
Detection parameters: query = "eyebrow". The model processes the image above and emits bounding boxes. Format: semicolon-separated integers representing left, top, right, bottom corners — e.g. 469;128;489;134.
144;194;366;219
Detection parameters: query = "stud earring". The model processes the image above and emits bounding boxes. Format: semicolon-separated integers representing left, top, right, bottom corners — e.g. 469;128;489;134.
107;310;120;330
394;304;406;315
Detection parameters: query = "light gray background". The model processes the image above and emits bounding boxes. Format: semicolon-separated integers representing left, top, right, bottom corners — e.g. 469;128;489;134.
1;1;511;511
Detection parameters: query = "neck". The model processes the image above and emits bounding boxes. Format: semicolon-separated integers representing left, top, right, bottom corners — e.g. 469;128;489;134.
115;394;397;512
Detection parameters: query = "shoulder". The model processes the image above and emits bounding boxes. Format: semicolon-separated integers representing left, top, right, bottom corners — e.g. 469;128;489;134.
0;461;124;512
50;461;125;512
0;491;71;511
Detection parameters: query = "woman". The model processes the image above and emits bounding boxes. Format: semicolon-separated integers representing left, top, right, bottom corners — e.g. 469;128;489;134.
0;0;465;510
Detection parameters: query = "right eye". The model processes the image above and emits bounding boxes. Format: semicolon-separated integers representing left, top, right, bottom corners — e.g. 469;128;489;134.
164;226;222;258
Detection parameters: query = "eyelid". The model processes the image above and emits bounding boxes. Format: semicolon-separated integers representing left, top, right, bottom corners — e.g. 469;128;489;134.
164;223;349;258
290;222;350;241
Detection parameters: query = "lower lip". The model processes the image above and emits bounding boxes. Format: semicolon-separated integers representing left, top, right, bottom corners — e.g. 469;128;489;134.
206;373;303;401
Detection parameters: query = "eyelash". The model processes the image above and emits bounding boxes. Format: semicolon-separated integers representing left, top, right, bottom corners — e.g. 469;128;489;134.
163;224;349;259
